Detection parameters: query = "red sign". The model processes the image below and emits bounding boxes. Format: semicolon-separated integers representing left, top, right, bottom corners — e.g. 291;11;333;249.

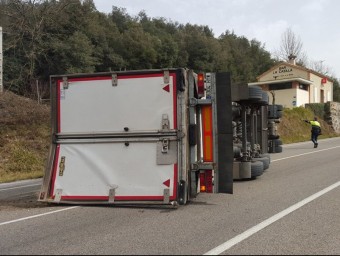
321;78;327;84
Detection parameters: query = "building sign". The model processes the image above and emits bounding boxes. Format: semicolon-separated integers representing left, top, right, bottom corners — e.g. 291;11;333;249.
272;65;295;80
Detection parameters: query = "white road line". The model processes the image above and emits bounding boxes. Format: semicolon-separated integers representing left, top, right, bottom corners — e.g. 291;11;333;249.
272;145;340;162
0;184;41;192
0;206;79;227
204;181;340;255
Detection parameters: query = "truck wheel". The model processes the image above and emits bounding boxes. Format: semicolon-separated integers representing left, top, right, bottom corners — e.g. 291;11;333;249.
275;145;283;153
248;85;263;101
254;157;269;170
260;153;271;164
276;104;283;111
260;91;269;105
236;161;251;179
268;134;280;140
251;161;264;178
273;139;282;146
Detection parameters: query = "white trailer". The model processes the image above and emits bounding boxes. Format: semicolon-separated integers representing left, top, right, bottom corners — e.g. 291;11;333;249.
38;68;234;206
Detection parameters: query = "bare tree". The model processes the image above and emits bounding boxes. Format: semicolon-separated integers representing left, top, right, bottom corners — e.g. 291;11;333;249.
273;27;335;77
273;27;304;64
307;59;336;77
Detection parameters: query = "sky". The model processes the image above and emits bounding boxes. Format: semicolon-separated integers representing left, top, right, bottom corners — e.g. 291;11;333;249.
93;0;340;80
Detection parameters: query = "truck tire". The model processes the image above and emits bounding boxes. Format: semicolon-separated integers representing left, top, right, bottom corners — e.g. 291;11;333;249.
251;160;264;178
260;153;271;164
269;144;283;153
259;91;269;105
275;145;283;153
254;156;269;170
248;85;263;101
276;104;283;111
273;139;282;146
268;134;280;140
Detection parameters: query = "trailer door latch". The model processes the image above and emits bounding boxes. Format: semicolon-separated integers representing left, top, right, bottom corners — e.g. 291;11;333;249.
161;138;169;153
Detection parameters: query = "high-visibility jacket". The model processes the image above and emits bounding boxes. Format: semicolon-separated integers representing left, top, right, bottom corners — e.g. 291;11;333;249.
309;120;320;127
306;120;321;134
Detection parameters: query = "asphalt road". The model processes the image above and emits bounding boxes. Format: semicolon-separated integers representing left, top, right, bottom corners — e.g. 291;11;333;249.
0;137;339;255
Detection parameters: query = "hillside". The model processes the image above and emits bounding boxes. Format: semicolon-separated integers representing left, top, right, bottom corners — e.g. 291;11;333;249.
0;91;338;183
0;91;50;183
278;107;338;143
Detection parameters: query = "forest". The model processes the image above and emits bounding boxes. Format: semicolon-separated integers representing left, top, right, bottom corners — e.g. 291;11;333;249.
0;0;339;101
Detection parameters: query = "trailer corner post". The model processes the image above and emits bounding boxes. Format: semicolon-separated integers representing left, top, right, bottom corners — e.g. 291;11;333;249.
215;72;234;194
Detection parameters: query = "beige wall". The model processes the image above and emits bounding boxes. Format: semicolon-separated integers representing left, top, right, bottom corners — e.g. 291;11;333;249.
296;89;309;106
309;73;333;103
267;89;296;108
267;88;308;108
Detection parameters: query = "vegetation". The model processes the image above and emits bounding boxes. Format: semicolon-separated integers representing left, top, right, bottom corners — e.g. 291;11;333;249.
1;0;339;97
0;91;50;183
0;0;275;98
278;107;338;144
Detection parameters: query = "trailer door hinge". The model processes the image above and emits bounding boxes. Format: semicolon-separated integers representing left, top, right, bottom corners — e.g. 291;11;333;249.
59;156;65;176
163;188;170;204
162;114;170;130
163;70;170;84
63;77;68;89
108;185;118;203
54;189;63;203
112;73;118;87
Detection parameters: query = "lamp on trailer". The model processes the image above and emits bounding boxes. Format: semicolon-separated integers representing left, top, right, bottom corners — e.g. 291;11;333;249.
199;170;213;193
199;93;214;193
197;73;205;98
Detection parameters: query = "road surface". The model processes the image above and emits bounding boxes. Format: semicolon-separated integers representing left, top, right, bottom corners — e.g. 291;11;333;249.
0;137;339;255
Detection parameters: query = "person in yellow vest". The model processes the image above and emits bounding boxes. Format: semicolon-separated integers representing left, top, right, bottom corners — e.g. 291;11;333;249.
304;117;321;148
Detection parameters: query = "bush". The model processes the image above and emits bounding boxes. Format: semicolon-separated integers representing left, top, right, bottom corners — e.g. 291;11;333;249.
305;103;325;119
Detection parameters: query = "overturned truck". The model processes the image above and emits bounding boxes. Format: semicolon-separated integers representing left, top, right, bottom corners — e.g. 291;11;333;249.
38;68;282;207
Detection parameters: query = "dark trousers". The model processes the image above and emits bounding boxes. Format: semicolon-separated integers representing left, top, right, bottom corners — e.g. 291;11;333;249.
311;132;319;145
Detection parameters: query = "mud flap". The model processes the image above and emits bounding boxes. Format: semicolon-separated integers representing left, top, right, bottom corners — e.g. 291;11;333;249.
178;180;186;205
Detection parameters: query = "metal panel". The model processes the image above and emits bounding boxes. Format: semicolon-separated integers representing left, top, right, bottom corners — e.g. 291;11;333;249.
156;140;178;165
39;70;185;205
215;72;233;194
50;142;177;201
57;75;176;133
231;83;249;101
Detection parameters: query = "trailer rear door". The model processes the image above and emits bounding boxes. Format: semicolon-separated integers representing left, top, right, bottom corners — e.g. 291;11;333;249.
41;70;185;205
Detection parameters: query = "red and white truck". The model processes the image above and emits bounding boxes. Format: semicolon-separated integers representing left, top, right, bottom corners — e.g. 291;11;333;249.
38;68;279;207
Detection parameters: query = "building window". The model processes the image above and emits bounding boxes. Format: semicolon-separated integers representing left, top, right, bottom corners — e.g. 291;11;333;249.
268;82;292;90
298;83;308;91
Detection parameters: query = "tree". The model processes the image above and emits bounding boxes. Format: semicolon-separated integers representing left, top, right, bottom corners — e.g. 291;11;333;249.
332;78;340;103
1;1;277;97
273;27;335;77
274;27;304;64
1;0;74;96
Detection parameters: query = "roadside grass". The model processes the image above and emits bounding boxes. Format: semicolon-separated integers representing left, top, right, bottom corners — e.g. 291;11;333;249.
0;91;50;183
278;107;339;144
